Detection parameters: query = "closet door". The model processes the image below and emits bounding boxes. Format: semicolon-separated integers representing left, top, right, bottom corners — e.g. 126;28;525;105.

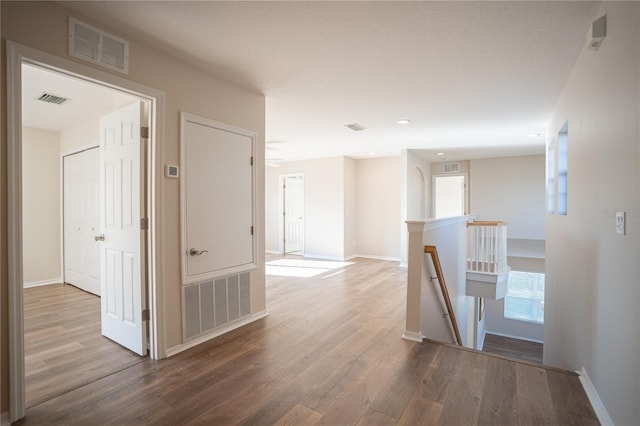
63;148;100;295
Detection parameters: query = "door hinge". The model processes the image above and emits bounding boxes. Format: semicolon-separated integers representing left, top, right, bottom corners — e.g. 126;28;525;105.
140;218;149;230
250;226;254;235
141;126;149;139
250;156;254;166
142;309;150;321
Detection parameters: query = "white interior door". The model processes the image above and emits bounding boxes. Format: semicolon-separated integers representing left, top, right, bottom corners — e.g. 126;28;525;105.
99;101;146;356
63;148;100;295
283;174;304;253
434;175;467;218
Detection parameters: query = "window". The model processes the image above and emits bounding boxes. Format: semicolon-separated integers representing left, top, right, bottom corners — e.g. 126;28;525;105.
504;271;545;324
557;123;568;215
547;140;555;214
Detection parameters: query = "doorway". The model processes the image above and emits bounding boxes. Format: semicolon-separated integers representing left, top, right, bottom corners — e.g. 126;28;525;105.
280;173;304;255
433;174;468;218
8;41;165;421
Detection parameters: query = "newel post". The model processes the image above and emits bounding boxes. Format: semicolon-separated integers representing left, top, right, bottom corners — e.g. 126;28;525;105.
403;221;425;342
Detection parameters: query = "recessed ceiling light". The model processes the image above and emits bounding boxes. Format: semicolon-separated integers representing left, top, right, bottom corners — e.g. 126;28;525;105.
528;133;541;138
436;152;445;156
397;119;411;124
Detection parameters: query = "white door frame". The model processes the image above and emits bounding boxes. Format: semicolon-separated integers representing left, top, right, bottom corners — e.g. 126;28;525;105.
279;173;305;254
432;173;469;217
6;41;166;421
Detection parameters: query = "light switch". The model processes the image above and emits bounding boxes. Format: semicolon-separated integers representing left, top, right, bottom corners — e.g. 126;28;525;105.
615;211;625;236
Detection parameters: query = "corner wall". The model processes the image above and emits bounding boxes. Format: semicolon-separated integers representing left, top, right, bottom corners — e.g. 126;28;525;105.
22;127;61;285
544;3;640;424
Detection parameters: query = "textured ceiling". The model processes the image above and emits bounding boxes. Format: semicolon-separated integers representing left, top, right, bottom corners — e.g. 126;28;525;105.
59;1;600;162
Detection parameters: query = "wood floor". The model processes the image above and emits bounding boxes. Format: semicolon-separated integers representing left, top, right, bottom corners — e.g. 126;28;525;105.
482;333;544;365
24;283;145;407
18;257;598;425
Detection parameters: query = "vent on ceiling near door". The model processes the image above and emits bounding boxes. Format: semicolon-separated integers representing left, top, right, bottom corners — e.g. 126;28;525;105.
345;123;366;132
69;17;129;74
443;162;460;174
37;93;69;105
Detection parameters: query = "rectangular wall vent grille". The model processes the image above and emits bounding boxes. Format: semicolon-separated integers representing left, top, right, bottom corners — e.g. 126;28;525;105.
38;93;68;105
443;162;460;173
69;17;129;74
182;271;251;341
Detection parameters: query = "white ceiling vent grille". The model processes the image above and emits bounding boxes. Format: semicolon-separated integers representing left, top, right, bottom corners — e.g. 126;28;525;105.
345;123;366;132
37;93;69;105
443;162;460;174
69;17;129;74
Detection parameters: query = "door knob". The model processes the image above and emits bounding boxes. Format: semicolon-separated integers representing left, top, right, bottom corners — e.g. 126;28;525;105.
189;248;208;256
94;234;105;241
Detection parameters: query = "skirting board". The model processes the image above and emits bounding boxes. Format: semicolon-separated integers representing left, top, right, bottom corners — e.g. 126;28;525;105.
484;331;544;344
265;250;281;254
166;311;269;358
577;367;614;426
354;254;401;262
401;330;424;343
23;277;62;288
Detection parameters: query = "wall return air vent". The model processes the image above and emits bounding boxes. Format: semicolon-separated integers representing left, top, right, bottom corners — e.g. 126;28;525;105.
69;17;129;74
443;162;460;174
345;123;366;132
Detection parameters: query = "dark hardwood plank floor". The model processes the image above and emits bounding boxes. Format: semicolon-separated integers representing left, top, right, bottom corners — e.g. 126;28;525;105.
24;283;145;407
482;333;544;364
17;257;598;425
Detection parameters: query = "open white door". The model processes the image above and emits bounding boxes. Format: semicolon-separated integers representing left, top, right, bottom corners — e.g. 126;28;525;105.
98;101;147;356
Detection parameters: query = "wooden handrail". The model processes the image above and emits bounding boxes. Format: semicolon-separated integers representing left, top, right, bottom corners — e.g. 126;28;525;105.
424;245;463;346
467;220;507;227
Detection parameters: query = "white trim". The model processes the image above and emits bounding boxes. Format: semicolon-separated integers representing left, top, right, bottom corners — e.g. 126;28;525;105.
265;249;282;254
401;331;424;343
577;367;614;426
23;278;63;288
303;253;351;262
484;331;544;344
166;311;269;358
7;40;166;422
354;254;401;262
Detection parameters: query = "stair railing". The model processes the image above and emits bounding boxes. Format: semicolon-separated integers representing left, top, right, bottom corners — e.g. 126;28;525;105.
424;245;463;346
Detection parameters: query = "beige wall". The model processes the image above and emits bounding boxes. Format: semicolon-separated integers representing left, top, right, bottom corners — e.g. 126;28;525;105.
544;3;639;424
343;157;357;258
401;149;432;265
22;127;61;285
470;155;545;240
355;157;401;259
2;0;266;412
265;157;345;259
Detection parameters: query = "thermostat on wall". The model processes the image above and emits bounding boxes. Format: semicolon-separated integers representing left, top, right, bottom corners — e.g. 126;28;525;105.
165;165;179;178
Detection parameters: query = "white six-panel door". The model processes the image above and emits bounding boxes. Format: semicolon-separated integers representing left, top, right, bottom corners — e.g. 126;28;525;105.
283;174;304;253
63;148;100;295
99;101;146;356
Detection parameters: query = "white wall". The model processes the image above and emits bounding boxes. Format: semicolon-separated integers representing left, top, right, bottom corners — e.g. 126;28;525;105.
545;3;639;424
470;155;545;240
22;127;62;285
343;157;357;259
401;149;432;265
356;157;401;260
265;157;345;259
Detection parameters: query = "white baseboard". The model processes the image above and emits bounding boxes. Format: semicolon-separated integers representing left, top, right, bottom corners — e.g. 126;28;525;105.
401;330;423;343
165;310;269;358
1;411;9;426
24;277;62;288
265;250;281;254
354;254;401;262
577;367;614;426
303;253;348;261
484;331;544;344
399;262;408;268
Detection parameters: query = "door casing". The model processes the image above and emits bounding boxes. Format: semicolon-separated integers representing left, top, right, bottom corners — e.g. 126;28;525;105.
6;40;166;422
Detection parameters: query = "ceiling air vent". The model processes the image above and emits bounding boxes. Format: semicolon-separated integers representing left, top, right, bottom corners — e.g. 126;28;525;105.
69;17;129;74
345;123;366;132
443;162;460;174
37;93;69;105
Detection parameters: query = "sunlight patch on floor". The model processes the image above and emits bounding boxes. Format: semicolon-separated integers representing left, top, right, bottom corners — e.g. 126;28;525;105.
266;259;353;278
